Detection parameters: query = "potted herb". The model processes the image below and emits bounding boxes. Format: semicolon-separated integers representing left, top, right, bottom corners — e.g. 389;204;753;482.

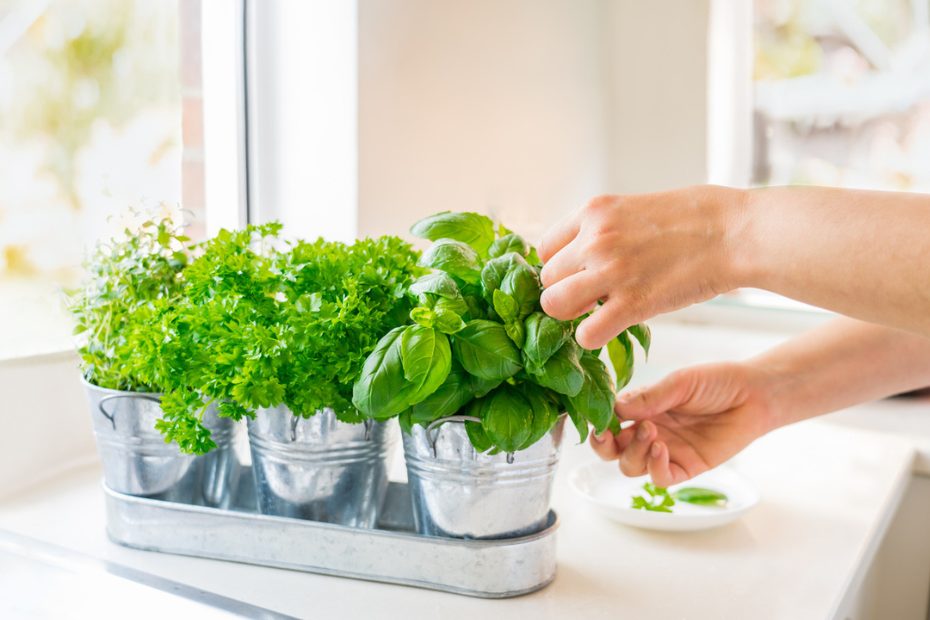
245;236;421;526
353;211;649;539
70;219;238;505
149;227;421;526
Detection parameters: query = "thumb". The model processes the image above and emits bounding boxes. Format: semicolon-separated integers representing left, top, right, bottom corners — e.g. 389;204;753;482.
615;370;695;421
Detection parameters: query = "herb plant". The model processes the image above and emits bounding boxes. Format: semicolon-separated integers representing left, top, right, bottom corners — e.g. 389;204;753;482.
137;225;420;454
70;218;192;392
352;211;651;453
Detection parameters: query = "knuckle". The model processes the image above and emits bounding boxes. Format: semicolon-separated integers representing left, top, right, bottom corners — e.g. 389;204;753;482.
585;194;616;216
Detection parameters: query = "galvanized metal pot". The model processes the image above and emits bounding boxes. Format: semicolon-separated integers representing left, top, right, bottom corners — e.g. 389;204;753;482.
403;415;565;540
82;378;238;507
247;406;395;527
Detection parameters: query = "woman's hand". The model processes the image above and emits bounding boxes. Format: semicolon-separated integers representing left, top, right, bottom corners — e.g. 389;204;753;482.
591;362;780;487
538;186;748;350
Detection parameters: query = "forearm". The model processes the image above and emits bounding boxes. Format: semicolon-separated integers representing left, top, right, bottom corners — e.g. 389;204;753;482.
730;186;930;336
749;318;930;428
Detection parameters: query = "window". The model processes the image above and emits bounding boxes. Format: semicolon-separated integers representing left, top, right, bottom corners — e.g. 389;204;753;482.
708;0;930;315
753;0;930;191
0;0;204;359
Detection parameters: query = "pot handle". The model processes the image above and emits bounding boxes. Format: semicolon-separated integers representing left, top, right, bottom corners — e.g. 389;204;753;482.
424;415;482;458
97;394;162;431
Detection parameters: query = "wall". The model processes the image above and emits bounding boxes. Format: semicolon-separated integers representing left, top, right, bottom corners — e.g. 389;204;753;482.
358;0;610;243
604;0;710;193
358;0;710;242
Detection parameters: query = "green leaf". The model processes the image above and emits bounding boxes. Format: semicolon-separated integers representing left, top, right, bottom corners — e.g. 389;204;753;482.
523;312;572;370
631;482;676;512
492;289;519;323
565;406;590;443
409;361;474;425
480;252;531;299
481;385;532;452
433;307;466;334
566;352;616;433
500;261;541;318
628;323;652;359
410;307;435;328
400;325;452;405
488;233;529;259
607;331;635;390
672;487;728;508
503;319;525;347
518;385;559;450
451;320;522;381
464;401;494;452
419;239;482;284
410;211;496;256
527;340;585;397
352;326;416;420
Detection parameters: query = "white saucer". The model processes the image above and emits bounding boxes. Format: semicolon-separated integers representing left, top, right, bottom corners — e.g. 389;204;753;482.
569;461;760;532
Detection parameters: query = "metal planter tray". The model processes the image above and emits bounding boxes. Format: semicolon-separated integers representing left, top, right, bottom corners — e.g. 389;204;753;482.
104;466;559;599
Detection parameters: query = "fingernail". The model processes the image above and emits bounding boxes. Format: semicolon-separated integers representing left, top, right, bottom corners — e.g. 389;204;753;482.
592;432;605;443
619;390;639;404
636;422;650;441
650;443;662;458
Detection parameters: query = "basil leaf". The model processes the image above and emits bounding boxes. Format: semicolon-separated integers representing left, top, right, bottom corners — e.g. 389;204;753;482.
672;487;728;507
411;211;496;256
410;307;435;328
523;312;571;369
607;331;635;390
482;385;532;452
500;261;541;318
409;361;475;425
517;386;559;450
488;233;529;259
419;239;481;284
433;307;466;334
492;289;520;323
567;352;616;433
480;252;531;298
527;340;585;397
352;326;414;420
503;319;525;347
452;319;522;381
628;323;652;359
465;421;493;452
400;325;452;405
409;272;462;299
565;405;590;443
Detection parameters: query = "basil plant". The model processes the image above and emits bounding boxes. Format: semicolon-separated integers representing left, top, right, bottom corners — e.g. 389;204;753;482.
352;211;650;453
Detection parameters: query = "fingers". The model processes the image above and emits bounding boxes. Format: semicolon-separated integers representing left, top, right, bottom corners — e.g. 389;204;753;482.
618;420;655;477
647;441;690;487
574;298;630;350
540;270;604;321
589;431;619;460
538;210;582;263
539;238;583;288
615;371;694;421
589;424;634;461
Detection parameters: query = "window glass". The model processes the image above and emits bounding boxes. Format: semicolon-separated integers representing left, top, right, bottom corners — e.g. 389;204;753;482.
753;0;930;191
0;0;192;358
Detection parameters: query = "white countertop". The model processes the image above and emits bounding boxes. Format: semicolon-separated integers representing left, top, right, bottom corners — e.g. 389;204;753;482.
0;420;919;620
3;320;929;619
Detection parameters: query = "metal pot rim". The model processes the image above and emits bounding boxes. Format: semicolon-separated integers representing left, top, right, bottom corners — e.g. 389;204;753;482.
80;373;163;398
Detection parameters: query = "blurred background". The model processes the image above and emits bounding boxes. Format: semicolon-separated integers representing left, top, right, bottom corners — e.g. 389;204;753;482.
1;0;929;359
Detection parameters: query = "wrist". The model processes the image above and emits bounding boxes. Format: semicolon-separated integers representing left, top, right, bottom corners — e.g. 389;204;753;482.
746;352;813;431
